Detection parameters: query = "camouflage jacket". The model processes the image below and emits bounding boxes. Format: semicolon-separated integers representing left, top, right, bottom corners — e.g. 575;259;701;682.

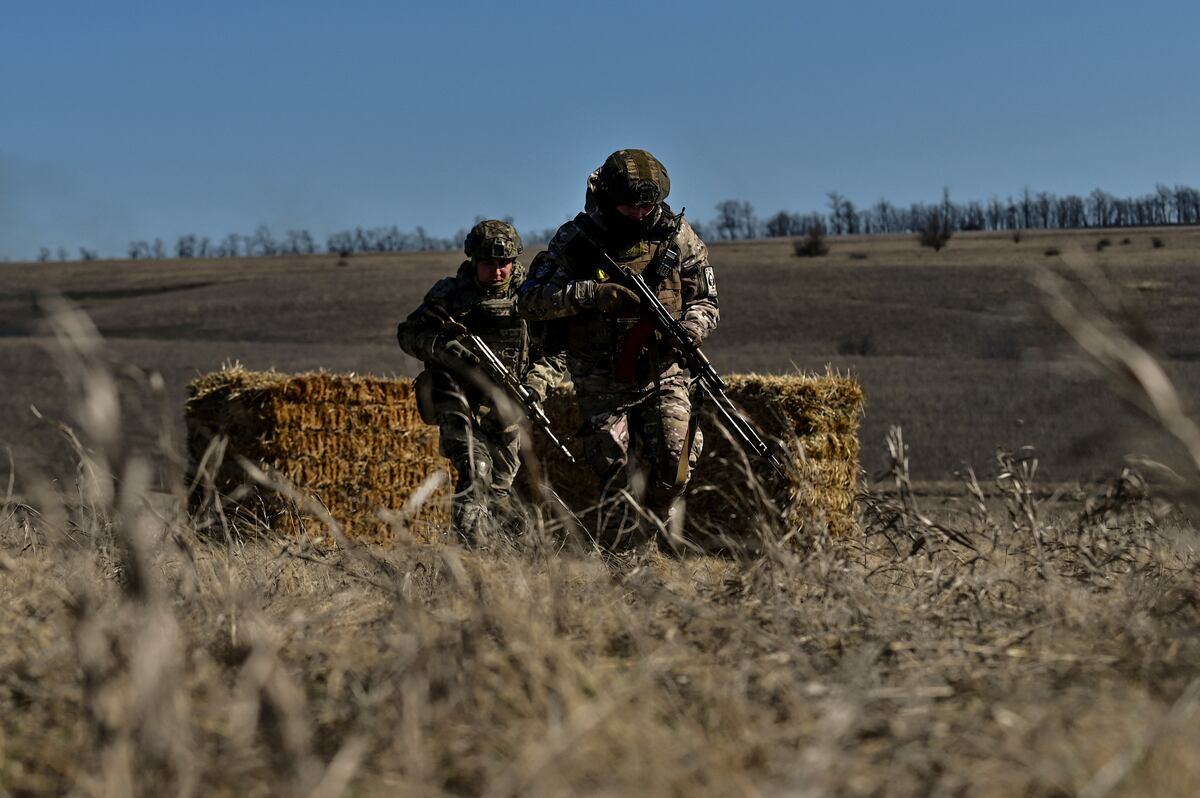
516;173;719;376
396;260;566;404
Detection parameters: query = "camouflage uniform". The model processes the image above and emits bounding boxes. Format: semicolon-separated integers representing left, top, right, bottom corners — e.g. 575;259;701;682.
397;221;565;542
516;150;719;538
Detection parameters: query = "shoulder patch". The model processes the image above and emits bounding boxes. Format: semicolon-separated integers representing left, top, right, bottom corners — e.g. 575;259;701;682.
527;250;556;281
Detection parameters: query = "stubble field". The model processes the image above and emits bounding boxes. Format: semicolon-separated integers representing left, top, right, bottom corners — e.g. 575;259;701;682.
3;226;1199;484
2;226;1200;796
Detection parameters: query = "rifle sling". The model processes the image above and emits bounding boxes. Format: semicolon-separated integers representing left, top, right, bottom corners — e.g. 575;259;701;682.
673;381;703;492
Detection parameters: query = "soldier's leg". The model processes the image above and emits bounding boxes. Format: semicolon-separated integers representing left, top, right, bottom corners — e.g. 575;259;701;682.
485;425;521;527
574;385;641;549
437;411;494;543
575;387;631;488
640;370;703;522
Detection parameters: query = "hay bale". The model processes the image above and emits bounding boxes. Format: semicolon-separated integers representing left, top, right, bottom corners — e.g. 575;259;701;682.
531;372;864;540
186;367;452;544
186;367;863;545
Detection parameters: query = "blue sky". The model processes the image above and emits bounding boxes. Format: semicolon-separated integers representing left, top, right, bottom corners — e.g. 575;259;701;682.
2;0;1197;259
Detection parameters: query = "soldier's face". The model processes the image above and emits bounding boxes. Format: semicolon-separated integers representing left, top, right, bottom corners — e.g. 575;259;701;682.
476;258;514;286
615;203;657;221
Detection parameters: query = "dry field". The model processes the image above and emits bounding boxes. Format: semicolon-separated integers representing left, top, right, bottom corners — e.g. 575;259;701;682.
3;225;1199;483
2;228;1200;796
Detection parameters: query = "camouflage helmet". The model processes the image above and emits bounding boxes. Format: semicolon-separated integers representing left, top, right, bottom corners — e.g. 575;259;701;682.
596;149;671;206
463;220;522;260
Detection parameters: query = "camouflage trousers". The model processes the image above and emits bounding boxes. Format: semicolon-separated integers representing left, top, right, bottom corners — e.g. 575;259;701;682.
436;409;520;544
573;360;703;539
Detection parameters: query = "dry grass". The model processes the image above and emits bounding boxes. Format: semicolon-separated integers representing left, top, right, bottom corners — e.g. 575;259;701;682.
3;291;1200;796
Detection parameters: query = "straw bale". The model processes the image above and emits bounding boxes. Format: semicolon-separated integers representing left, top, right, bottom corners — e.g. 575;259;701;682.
526;371;864;541
187;367;453;544
186;366;863;546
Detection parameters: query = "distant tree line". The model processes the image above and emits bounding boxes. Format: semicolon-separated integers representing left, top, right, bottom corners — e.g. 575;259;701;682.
119;223;464;261
28;184;1200;262
691;184;1200;241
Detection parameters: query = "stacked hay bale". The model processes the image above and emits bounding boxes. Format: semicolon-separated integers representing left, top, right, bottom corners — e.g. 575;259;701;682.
710;374;864;538
531;372;864;541
186;367;863;545
186;367;451;544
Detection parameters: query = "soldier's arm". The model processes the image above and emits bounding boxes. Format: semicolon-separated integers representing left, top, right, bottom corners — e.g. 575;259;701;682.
516;227;598;320
521;322;568;402
396;278;456;362
676;219;719;344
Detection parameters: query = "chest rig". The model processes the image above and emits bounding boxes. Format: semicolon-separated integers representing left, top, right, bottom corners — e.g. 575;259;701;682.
459;291;529;376
563;212;683;370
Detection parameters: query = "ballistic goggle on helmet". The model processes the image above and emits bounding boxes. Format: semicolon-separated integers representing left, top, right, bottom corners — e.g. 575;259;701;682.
464;220;523;260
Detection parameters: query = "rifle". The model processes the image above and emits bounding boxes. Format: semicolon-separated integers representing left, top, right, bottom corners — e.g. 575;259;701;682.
574;214;789;481
426;308;576;464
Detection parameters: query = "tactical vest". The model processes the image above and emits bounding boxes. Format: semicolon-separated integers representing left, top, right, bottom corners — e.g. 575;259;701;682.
562;213;683;361
460;292;529;376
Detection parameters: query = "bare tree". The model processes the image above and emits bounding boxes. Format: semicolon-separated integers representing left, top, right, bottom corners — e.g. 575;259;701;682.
872;199;897;233
1035;192;1053;229
249;225;277;256
961;201;986;231
710;200;756;240
765;211;799;238
1020;187;1034;229
827;192;846;235
713;200;739;240
176;234;197;259
217;233;241;258
1089;189;1114;227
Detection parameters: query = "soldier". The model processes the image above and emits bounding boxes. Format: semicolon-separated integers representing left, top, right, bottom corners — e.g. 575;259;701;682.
517;149;718;546
397;220;566;543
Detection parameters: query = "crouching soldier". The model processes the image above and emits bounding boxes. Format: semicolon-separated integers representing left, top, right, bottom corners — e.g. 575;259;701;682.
397;220;566;543
517;149;718;547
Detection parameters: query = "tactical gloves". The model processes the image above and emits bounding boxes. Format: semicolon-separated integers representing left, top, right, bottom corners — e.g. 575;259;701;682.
680;320;704;348
572;280;641;316
523;376;549;404
665;320;705;353
593;283;641;316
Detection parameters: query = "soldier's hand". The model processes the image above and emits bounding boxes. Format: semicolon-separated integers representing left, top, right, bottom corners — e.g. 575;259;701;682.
523;378;548;404
593;283;641;316
439;338;479;367
670;322;704;351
